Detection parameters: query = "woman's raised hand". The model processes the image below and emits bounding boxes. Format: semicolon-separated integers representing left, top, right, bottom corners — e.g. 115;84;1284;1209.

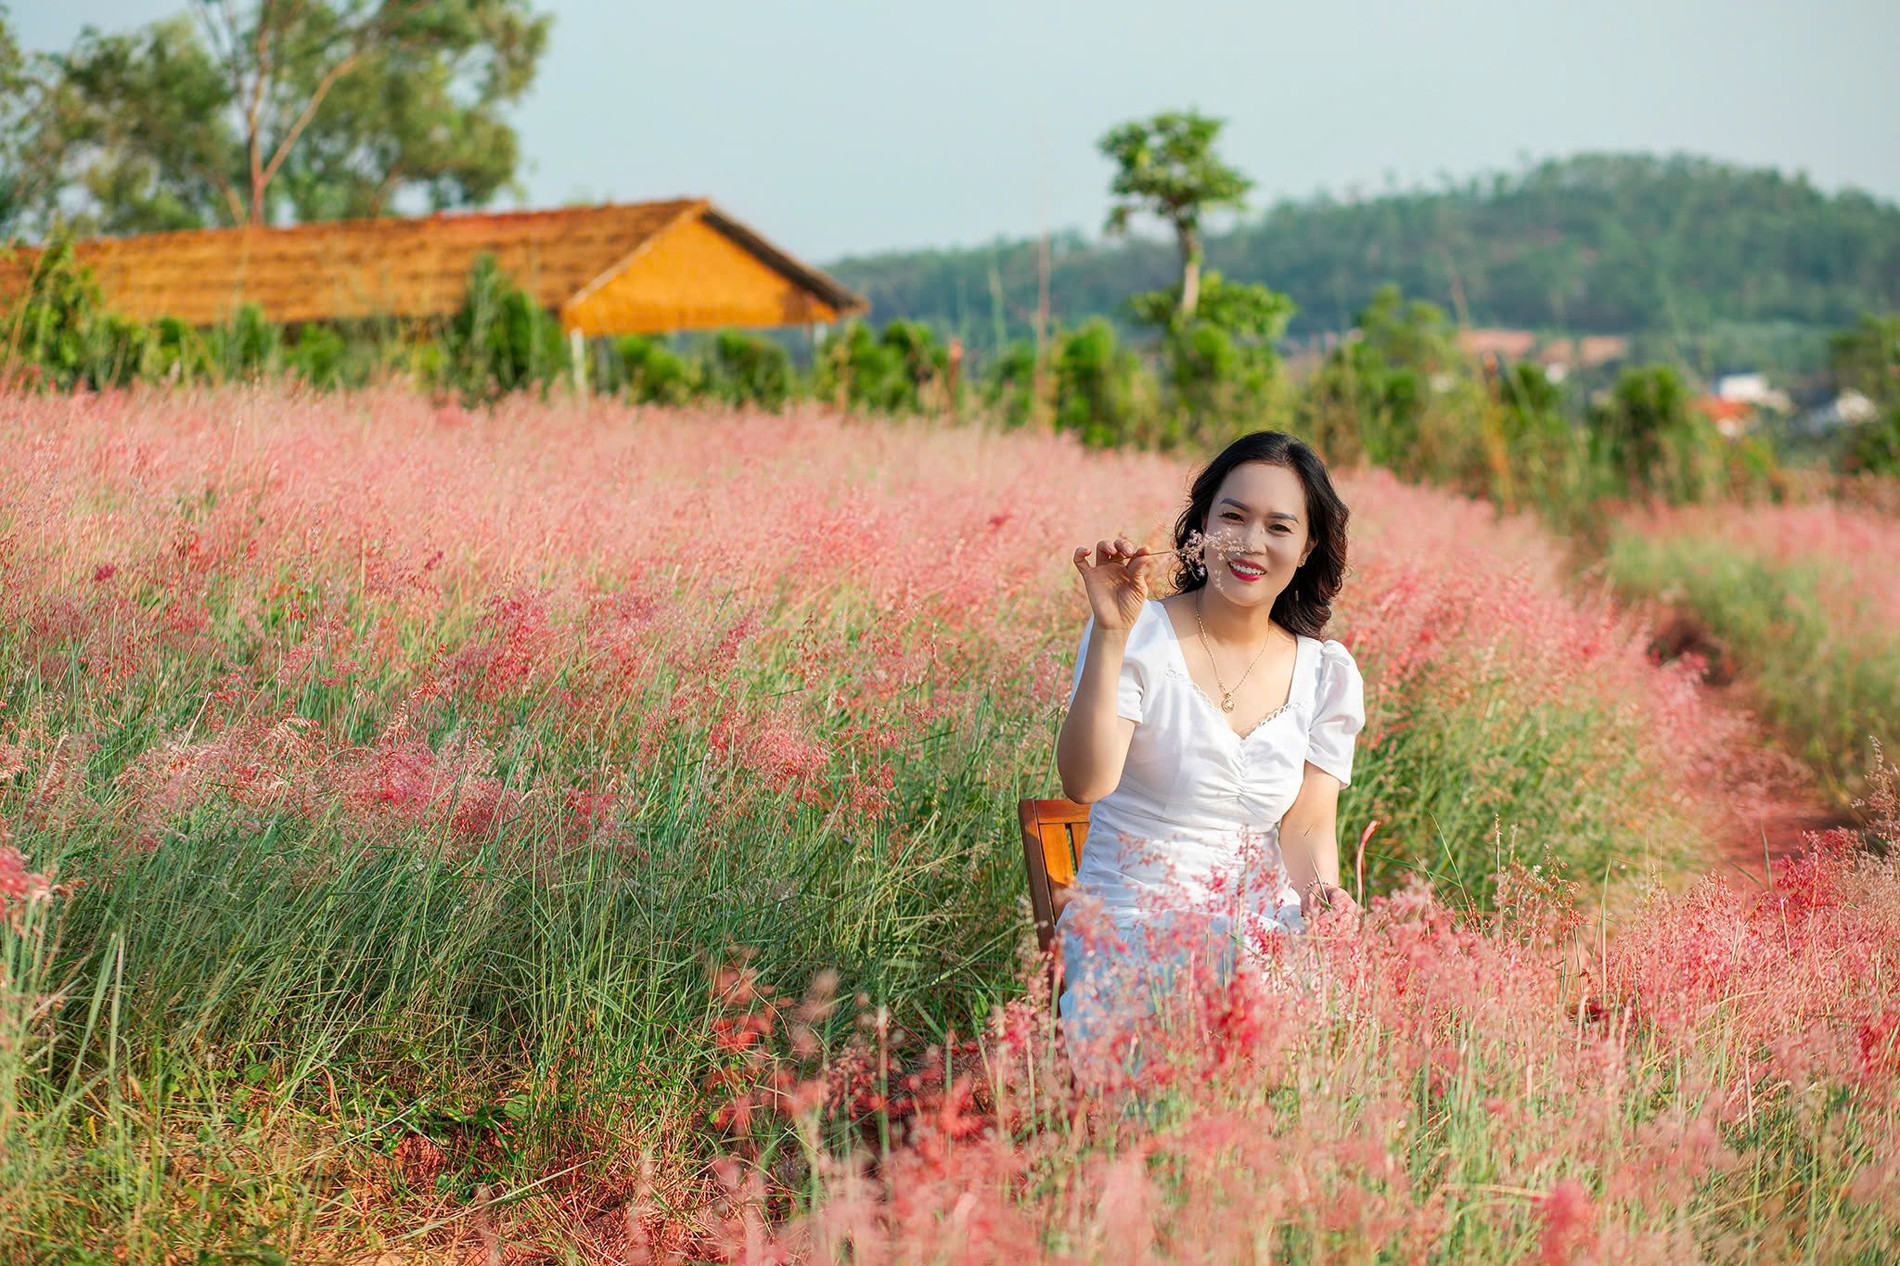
1073;535;1157;632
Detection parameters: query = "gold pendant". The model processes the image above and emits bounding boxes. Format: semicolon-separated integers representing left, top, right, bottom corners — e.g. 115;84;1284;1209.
1221;694;1235;712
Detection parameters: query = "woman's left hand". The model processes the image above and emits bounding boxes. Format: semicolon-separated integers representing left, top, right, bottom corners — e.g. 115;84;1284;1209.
1303;880;1361;929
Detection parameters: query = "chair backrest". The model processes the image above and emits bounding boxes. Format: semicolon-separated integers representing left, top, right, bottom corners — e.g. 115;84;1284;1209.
1017;798;1091;955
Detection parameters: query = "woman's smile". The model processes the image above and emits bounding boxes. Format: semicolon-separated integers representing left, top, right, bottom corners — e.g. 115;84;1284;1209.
1227;558;1268;582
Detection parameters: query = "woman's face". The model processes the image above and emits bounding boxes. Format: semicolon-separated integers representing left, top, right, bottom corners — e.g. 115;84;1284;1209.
1199;460;1313;610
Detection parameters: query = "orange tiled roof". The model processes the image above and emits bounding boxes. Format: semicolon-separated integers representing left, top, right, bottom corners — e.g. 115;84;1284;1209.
1456;327;1538;359
1577;335;1629;366
1691;395;1752;422
0;200;866;332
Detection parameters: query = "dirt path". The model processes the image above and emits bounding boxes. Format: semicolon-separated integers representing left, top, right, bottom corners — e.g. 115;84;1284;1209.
1623;601;1861;889
1693;679;1860;892
1714;794;1858;889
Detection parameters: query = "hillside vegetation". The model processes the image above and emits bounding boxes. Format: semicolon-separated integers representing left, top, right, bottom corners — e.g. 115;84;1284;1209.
830;153;1900;371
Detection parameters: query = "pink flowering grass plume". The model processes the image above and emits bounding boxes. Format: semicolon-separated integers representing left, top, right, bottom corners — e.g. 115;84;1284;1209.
1171;525;1247;571
1537;1177;1599;1266
0;845;72;929
676;800;1900;1261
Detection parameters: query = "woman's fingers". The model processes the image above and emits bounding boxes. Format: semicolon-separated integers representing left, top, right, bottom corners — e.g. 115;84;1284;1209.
1304;881;1349;912
1305;882;1362;935
1073;536;1156;572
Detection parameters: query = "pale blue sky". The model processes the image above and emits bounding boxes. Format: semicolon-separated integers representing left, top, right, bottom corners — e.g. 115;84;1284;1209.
17;1;1900;261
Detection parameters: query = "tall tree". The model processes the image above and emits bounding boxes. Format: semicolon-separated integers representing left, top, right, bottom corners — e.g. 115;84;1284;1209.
31;0;550;233
0;4;52;236
41;17;240;232
0;7;20;232
1098;110;1252;321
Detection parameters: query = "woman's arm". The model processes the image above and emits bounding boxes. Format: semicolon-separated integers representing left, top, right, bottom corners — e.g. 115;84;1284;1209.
1055;624;1138;803
1287;642;1366;916
1279;764;1354;910
1057;537;1155;804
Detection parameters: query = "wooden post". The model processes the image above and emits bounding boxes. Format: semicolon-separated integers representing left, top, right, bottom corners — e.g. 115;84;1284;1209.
569;328;587;397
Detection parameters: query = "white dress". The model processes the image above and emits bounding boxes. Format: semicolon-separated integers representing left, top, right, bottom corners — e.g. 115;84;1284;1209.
1055;597;1366;1026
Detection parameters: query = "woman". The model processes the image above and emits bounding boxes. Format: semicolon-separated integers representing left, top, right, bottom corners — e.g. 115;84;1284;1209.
1054;430;1365;1057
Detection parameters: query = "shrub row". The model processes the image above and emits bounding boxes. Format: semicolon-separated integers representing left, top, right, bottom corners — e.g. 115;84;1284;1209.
6;241;1831;522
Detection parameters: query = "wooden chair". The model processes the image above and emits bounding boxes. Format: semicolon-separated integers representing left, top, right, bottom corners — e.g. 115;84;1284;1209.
1018;798;1091;957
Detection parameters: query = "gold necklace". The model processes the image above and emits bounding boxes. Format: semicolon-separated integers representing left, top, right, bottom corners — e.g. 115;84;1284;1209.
1193;590;1275;713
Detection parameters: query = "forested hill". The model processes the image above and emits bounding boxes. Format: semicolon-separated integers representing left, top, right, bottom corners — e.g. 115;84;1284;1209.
827;153;1900;358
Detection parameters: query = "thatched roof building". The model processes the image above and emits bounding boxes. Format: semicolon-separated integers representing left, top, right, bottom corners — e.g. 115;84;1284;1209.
0;199;867;334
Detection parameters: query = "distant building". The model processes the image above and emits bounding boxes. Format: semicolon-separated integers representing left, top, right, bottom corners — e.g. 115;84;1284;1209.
1577;336;1629;366
1691;395;1754;438
1456;328;1538;360
0;199;867;336
1714;371;1792;413
1534;334;1628;382
1714;371;1769;402
1798;389;1880;434
1448;326;1632;385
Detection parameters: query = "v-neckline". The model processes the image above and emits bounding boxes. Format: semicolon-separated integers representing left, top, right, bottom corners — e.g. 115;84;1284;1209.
1151;598;1307;742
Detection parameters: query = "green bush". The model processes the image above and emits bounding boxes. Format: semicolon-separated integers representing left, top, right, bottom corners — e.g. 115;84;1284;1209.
1298;284;1464;473
1847;403;1900;476
709;330;793;410
1590;364;1692;496
88;313;154;388
1489;361;1588;518
821;323;904;412
285;326;349;388
1828;313;1899;404
3;238;106;388
880;319;953;411
211;302;280;381
1131;270;1295;448
610;334;701;405
1051;318;1156;447
147;315;212;384
1584;364;1779;504
818;319;952;416
443;252;569;404
404;336;447;390
982;340;1043;429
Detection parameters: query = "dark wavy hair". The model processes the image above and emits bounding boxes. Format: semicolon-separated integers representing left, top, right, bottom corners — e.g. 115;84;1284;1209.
1169;431;1350;638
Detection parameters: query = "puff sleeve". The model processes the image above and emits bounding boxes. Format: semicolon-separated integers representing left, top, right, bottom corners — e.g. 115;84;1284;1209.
1067;612;1147;723
1306;639;1365;785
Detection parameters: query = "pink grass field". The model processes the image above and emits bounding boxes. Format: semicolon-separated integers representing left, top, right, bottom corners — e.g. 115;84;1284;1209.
691;815;1900;1264
1604;497;1900;804
1620;500;1900;636
0;386;1891;1260
0;388;1767;869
